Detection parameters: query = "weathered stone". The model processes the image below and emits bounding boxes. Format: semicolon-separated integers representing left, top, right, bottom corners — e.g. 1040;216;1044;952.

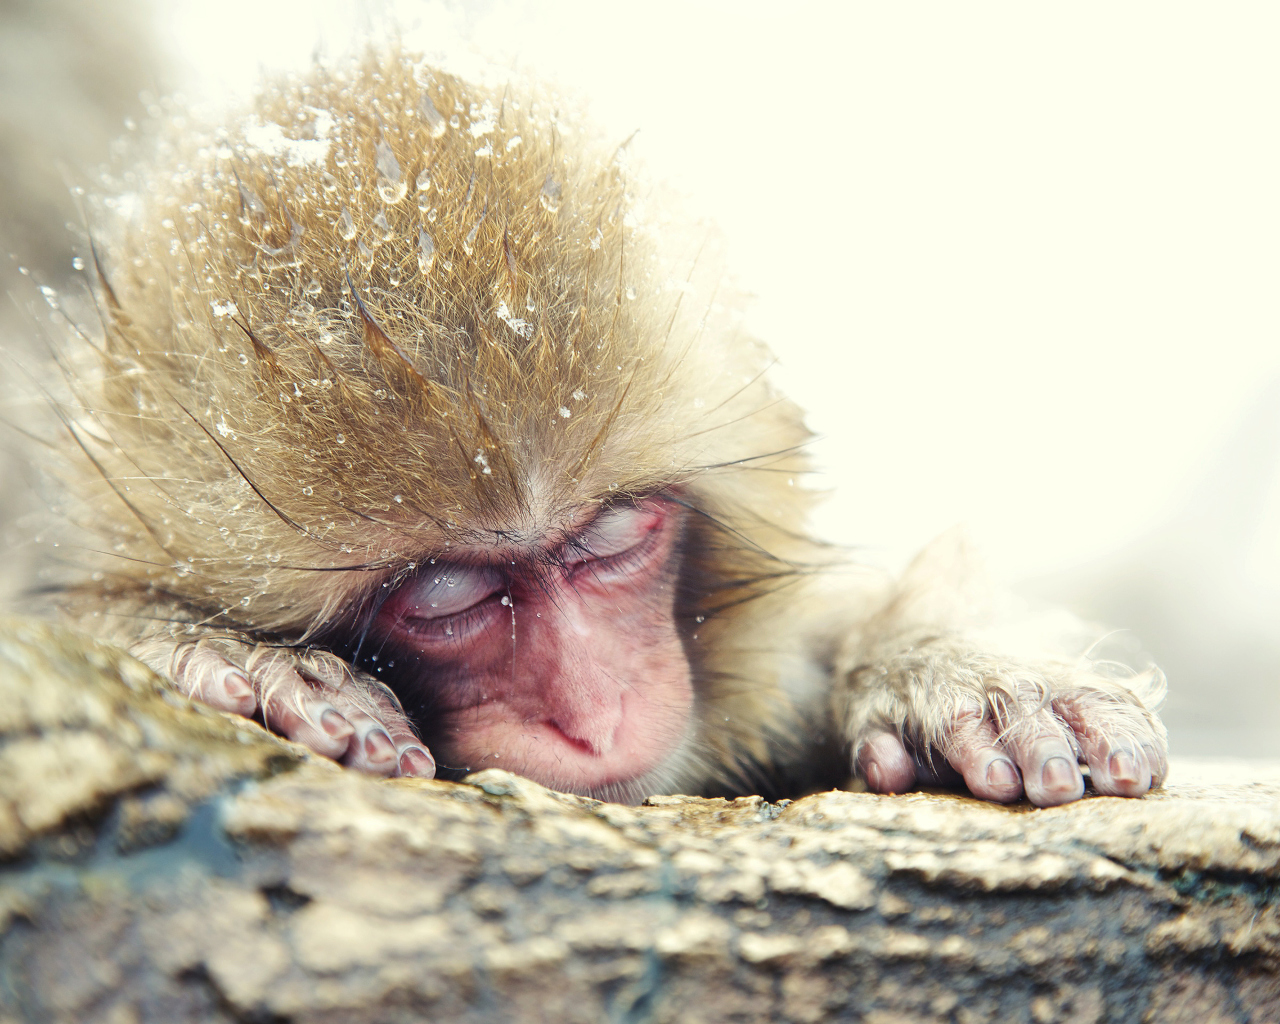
2;617;1279;1022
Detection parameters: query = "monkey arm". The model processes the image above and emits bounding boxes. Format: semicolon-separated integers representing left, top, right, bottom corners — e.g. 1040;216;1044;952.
128;630;434;779
830;532;1168;807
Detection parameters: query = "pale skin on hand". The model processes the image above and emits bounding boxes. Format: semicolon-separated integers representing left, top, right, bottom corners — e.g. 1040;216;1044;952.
166;641;434;779
857;692;1168;806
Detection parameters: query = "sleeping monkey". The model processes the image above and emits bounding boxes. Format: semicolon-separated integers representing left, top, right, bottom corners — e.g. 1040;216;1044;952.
32;51;1167;806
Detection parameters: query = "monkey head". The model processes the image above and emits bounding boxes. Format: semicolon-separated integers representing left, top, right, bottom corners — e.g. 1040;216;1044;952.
49;52;820;801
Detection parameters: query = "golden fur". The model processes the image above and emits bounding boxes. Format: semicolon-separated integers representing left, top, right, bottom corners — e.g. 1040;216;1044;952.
27;48;1166;800
40;50;826;793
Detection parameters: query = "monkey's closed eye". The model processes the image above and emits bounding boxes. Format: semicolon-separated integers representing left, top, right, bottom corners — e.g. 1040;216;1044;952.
564;502;666;572
390;566;503;621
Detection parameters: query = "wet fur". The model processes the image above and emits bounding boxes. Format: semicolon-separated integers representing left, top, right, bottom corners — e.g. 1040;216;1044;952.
27;49;1165;799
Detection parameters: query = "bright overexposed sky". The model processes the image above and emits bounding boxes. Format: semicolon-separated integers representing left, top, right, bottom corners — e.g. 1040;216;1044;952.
159;0;1280;582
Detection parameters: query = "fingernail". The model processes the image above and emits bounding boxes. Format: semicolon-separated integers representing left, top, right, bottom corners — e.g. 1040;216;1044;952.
864;761;884;792
1109;751;1138;782
1042;757;1077;791
222;671;253;700
986;758;1020;788
320;709;352;738
399;747;436;778
365;729;396;763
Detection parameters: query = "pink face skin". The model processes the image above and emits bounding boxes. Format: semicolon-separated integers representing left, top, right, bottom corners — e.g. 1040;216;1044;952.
371;497;694;795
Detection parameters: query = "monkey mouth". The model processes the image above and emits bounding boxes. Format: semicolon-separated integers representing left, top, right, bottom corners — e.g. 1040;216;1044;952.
427;684;694;801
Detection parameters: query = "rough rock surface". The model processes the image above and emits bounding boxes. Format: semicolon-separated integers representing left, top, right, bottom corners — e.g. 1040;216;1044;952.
1;618;1277;1023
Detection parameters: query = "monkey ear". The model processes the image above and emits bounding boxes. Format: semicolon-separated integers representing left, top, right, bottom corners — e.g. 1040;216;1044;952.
891;526;996;631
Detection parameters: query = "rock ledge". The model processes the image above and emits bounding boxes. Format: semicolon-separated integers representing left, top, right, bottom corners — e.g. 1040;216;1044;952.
1;619;1277;1023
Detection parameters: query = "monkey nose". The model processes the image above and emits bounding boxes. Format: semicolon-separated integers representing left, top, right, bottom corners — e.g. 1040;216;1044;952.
547;690;623;756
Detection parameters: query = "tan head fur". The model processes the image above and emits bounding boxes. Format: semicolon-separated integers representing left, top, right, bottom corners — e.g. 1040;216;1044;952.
38;48;826;790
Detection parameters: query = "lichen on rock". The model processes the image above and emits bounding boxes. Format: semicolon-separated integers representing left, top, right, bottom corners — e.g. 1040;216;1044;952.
1;618;1278;1022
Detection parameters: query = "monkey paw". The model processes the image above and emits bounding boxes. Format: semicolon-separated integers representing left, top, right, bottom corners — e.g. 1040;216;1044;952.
843;648;1168;807
136;638;435;778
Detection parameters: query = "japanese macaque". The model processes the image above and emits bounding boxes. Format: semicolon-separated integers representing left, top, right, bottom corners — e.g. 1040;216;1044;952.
30;50;1168;806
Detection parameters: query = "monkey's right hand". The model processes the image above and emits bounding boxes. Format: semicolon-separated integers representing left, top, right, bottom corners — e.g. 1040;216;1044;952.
132;637;435;778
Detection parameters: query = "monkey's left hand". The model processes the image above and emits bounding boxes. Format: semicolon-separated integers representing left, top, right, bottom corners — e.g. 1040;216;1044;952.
838;639;1168;807
132;636;435;778
833;533;1168;807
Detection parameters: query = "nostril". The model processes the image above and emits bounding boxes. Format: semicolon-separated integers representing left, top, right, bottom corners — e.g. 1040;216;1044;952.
547;717;618;757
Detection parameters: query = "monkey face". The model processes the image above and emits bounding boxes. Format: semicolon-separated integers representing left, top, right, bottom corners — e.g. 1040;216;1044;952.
362;496;695;798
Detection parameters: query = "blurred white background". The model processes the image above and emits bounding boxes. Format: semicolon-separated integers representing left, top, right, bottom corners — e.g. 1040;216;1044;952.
5;1;1279;755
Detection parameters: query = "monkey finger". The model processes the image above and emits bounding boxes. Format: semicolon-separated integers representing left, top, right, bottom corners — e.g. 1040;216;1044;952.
1053;693;1164;797
939;703;1023;803
997;708;1085;807
393;741;436;779
856;730;918;794
350;681;435;778
309;701;394;778
378;719;435;778
335;710;400;777
170;645;257;717
246;654;358;761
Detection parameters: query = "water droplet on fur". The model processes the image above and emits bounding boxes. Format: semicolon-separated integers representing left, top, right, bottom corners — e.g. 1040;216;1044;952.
540;174;562;213
444;624;453;635
463;221;479;255
39;286;59;309
302;486;313;496
375;140;405;203
415;169;431;192
304;277;322;296
373;211;394;240
506;135;522;151
419;94;447;138
449;115;461;129
417;230;435;274
321;172;339;192
695;615;706;623
426;208;438;223
388;266;402;286
500;595;511;606
572;389;586;400
337;207;356;241
71;257;85;270
625;287;637;300
378;179;408;204
238;353;249;365
608;482;619;491
336;433;346;444
393;494;403;503
558;406;571;418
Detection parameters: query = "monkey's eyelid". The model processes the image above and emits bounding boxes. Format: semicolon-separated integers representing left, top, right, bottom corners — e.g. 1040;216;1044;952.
565;505;662;565
389;566;502;619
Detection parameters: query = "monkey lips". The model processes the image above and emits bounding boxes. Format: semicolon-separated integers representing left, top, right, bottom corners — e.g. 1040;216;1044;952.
369;498;694;799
